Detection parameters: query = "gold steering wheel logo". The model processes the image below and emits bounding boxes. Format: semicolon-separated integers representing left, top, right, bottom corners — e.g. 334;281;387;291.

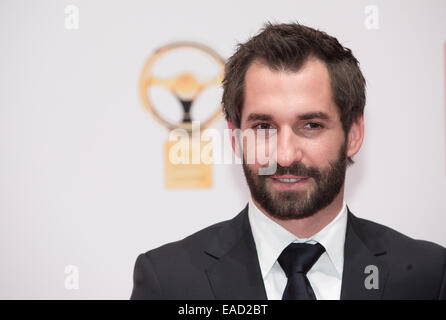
139;41;225;132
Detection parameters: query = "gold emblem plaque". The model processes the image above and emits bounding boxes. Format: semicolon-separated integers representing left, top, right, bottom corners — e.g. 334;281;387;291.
139;42;224;189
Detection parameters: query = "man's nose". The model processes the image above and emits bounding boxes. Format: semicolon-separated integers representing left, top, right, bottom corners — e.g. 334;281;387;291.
275;126;303;168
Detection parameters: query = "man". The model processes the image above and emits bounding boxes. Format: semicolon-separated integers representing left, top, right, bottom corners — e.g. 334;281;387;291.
131;22;446;300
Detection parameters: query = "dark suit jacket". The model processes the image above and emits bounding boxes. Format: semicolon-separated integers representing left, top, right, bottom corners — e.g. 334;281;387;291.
131;205;446;299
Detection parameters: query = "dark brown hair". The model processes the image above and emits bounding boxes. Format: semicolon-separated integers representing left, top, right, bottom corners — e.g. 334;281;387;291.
222;22;366;163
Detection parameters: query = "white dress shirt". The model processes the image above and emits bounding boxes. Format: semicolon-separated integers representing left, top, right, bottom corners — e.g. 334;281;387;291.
248;198;348;300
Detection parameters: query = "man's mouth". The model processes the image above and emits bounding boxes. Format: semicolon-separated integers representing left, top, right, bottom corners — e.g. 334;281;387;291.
271;175;309;182
274;178;304;183
269;175;310;190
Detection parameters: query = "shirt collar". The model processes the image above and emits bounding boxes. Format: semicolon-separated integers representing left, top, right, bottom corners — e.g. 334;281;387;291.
248;197;348;279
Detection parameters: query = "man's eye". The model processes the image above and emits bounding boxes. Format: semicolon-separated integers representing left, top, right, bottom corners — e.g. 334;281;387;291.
253;123;272;130
304;122;324;130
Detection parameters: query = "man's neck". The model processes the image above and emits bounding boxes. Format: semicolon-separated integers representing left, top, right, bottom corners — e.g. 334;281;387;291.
252;186;345;239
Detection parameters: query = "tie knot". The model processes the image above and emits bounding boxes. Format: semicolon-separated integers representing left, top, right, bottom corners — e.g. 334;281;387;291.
278;242;325;277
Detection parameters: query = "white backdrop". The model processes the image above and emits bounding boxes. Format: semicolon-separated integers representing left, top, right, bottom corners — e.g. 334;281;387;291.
1;0;445;299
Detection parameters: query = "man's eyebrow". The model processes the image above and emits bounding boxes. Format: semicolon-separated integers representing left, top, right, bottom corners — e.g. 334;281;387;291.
297;112;331;121
245;111;332;123
246;113;273;122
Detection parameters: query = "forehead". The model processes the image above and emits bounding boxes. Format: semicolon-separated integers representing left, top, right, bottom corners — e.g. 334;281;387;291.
242;58;339;122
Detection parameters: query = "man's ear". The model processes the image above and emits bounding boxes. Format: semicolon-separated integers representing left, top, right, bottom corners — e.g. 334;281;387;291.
346;115;364;159
227;120;242;158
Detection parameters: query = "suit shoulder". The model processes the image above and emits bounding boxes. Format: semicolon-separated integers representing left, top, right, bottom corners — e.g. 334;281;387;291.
351;214;446;257
131;214;243;299
142;215;235;259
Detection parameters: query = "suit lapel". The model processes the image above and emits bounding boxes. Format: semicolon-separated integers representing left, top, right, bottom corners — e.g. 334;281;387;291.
204;205;268;300
340;208;389;299
204;205;390;300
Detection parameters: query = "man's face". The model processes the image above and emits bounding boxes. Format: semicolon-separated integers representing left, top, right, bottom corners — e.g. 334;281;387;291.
238;58;349;220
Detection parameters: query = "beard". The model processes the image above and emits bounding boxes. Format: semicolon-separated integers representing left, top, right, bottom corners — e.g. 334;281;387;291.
242;142;347;220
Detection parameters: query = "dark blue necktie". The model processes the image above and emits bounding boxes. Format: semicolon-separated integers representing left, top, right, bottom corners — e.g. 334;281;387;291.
278;242;325;300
